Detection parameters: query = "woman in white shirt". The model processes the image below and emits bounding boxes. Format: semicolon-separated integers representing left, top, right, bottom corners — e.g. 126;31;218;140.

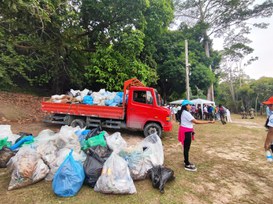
178;100;215;171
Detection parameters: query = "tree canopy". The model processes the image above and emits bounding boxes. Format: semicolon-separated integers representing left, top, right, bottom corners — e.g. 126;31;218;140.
0;0;174;92
0;0;272;109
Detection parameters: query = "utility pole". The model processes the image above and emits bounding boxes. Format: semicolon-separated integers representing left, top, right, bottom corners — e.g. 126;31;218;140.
185;40;190;100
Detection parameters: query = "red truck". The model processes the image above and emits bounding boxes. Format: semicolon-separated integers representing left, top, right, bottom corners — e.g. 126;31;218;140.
41;78;172;137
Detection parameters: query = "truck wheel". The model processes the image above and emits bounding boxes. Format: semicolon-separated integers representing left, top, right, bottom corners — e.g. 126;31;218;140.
144;123;162;138
64;115;73;125
70;119;86;128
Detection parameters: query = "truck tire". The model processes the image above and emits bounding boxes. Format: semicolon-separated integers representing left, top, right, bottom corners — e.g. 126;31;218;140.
70;119;86;128
64;115;73;125
144;123;162;138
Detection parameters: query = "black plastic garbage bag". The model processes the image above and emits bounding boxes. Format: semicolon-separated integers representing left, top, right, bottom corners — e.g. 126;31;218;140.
86;126;103;140
17;132;33;137
84;146;112;188
148;165;175;193
86;145;112;159
0;147;15;168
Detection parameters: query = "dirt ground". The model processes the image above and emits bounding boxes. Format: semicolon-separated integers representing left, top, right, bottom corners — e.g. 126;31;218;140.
0;91;273;204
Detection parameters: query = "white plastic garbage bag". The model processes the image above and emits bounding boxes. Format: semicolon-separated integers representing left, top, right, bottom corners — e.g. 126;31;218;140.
119;145;145;180
7;146;49;190
105;132;127;153
140;133;164;167
94;153;136;194
0;125;20;145
55;125;81;152
118;133;164;181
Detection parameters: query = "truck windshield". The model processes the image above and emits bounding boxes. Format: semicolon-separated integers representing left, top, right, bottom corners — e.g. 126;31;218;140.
154;89;162;106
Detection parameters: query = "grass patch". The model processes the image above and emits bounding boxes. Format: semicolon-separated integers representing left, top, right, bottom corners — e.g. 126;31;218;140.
1;114;273;203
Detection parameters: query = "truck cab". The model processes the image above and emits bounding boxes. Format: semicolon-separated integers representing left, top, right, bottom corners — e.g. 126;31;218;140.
126;86;172;137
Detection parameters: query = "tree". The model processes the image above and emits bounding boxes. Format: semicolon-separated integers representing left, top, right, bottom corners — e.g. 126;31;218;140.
173;0;273;100
153;23;220;102
81;0;174;90
153;31;185;102
0;0;86;92
250;77;273;113
0;0;174;92
217;76;273;113
84;32;157;91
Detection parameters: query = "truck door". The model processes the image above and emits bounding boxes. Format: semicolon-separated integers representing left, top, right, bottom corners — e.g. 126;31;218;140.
126;90;154;129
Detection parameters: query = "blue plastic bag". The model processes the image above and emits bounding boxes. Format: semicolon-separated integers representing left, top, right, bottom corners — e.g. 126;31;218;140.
82;95;93;105
113;94;122;104
75;129;90;146
105;99;114;106
52;150;85;197
9;136;34;151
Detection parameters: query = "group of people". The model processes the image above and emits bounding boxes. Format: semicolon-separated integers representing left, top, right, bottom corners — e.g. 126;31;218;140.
195;104;232;123
240;105;255;119
168;103;232;123
174;96;273;173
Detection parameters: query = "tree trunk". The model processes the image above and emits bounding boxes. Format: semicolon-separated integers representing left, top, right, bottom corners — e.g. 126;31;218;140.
204;40;214;101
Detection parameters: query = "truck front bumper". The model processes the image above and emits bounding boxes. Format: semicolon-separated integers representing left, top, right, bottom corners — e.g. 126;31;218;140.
163;122;173;132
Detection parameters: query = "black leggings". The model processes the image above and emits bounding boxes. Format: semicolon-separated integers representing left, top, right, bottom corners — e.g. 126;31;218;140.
183;132;192;165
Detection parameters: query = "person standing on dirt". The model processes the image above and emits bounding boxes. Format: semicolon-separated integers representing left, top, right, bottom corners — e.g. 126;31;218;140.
249;107;255;119
197;104;202;119
178;100;215;172
226;108;232;123
262;96;273;162
218;104;227;124
207;104;214;121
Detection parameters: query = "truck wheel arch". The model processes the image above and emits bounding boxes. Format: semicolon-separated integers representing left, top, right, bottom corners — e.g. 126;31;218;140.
70;118;86;128
143;122;162;138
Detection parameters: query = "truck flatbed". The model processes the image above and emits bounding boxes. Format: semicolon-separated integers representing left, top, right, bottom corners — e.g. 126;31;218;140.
41;101;125;119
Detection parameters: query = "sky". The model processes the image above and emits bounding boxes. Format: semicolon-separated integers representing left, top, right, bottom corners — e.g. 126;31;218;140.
213;15;273;80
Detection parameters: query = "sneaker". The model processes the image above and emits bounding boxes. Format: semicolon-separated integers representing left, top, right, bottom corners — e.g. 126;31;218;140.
184;162;196;168
266;150;273;162
184;163;197;172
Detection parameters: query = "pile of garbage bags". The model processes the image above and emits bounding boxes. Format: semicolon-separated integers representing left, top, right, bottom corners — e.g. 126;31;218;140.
49;88;124;107
0;124;174;196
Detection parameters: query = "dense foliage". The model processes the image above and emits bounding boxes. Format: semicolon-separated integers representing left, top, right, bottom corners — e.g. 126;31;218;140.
0;0;174;93
0;0;272;107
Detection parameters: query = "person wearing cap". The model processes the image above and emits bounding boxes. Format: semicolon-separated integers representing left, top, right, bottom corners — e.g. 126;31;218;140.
178;100;215;171
262;96;273;161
